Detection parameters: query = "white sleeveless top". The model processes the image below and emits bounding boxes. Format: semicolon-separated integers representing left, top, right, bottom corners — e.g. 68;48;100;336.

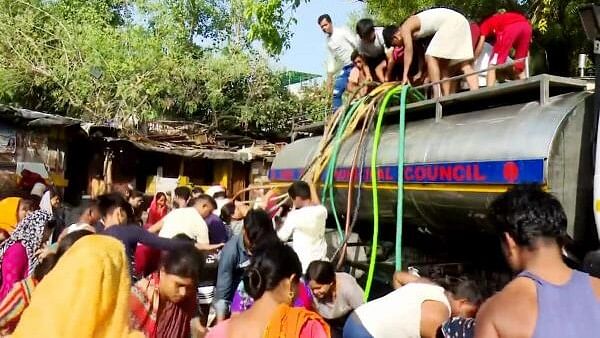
353;283;451;338
414;8;473;61
415;8;463;38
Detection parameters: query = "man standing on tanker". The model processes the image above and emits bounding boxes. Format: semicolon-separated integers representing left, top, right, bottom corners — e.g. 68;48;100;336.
318;14;359;112
383;7;479;96
474;10;532;87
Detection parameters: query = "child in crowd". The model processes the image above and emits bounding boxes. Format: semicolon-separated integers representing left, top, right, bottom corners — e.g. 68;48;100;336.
347;51;373;98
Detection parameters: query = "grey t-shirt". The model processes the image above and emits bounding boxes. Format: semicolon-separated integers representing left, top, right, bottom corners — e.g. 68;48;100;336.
357;27;387;59
313;272;365;319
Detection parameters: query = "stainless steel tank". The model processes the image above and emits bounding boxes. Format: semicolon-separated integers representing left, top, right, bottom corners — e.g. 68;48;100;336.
270;76;596;245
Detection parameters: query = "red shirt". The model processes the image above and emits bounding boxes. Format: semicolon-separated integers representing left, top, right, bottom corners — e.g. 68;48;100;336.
480;12;528;37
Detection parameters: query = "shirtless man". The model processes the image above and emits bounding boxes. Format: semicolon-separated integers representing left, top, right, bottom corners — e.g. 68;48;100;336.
475;185;600;338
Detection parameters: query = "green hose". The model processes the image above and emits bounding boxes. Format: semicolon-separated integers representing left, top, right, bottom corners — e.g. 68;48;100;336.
321;102;354;203
395;86;409;271
322;100;363;241
364;85;404;301
412;88;426;101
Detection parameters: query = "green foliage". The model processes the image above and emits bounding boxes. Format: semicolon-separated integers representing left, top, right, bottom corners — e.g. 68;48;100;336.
296;84;329;122
246;0;590;75
243;0;310;55
0;0;318;138
362;0;590;75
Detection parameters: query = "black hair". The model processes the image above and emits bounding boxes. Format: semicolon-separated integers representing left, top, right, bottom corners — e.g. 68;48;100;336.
129;190;144;199
305;260;335;284
81;200;100;218
97;193;132;219
33;254;57;281
18;198;36;212
47;187;61;200
191;194;217;209
173;233;194;242
351;50;365;62
288;181;311;200
221;202;236;224
174;186;191;201
87;199;99;209
437;276;484;306
33;229;93;281
383;25;399;48
356;18;375;39
46;218;59;231
244;242;302;299
26;194;41;209
213;191;227;199
318;14;331;24
243;209;279;252
192;187;204;195
583;250;600;278
489;185;567;247
56;230;94;258
160;248;204;281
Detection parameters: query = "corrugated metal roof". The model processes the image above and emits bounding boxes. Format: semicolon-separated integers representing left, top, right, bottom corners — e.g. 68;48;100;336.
102;136;283;162
0;105;81;127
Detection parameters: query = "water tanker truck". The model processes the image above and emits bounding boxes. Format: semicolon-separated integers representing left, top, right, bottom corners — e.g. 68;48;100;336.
269;75;600;291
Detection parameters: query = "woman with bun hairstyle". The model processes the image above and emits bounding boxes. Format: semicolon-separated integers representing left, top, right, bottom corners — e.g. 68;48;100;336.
208;242;330;338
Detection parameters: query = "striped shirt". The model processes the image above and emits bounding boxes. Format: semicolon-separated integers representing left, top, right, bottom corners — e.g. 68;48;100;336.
0;276;37;335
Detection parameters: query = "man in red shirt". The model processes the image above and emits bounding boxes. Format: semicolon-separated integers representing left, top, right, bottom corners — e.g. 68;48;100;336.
474;10;532;87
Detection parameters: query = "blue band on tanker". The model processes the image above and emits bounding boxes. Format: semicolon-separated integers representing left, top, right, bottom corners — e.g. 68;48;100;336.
269;159;545;185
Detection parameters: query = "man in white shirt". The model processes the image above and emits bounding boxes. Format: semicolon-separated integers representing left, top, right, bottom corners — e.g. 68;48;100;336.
344;273;482;338
319;14;359;113
207;185;230;217
277;180;328;272
158;195;215;244
356;18;388;82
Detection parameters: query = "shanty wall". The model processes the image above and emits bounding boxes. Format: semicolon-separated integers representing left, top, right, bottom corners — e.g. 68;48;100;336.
0;121;69;198
85;139;261;198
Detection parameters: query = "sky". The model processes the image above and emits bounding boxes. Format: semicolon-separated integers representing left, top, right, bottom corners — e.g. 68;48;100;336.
276;0;365;78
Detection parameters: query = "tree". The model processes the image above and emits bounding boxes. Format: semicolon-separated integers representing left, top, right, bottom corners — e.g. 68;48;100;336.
360;0;589;75
247;0;590;76
0;0;316;138
243;0;311;55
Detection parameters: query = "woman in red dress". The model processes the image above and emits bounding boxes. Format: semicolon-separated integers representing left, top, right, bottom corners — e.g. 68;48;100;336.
134;192;168;278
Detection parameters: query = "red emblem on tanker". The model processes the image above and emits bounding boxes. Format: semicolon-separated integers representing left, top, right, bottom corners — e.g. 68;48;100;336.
503;161;519;183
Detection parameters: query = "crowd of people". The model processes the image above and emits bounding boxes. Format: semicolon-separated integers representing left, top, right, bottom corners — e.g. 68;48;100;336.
0;179;597;337
321;7;534;111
